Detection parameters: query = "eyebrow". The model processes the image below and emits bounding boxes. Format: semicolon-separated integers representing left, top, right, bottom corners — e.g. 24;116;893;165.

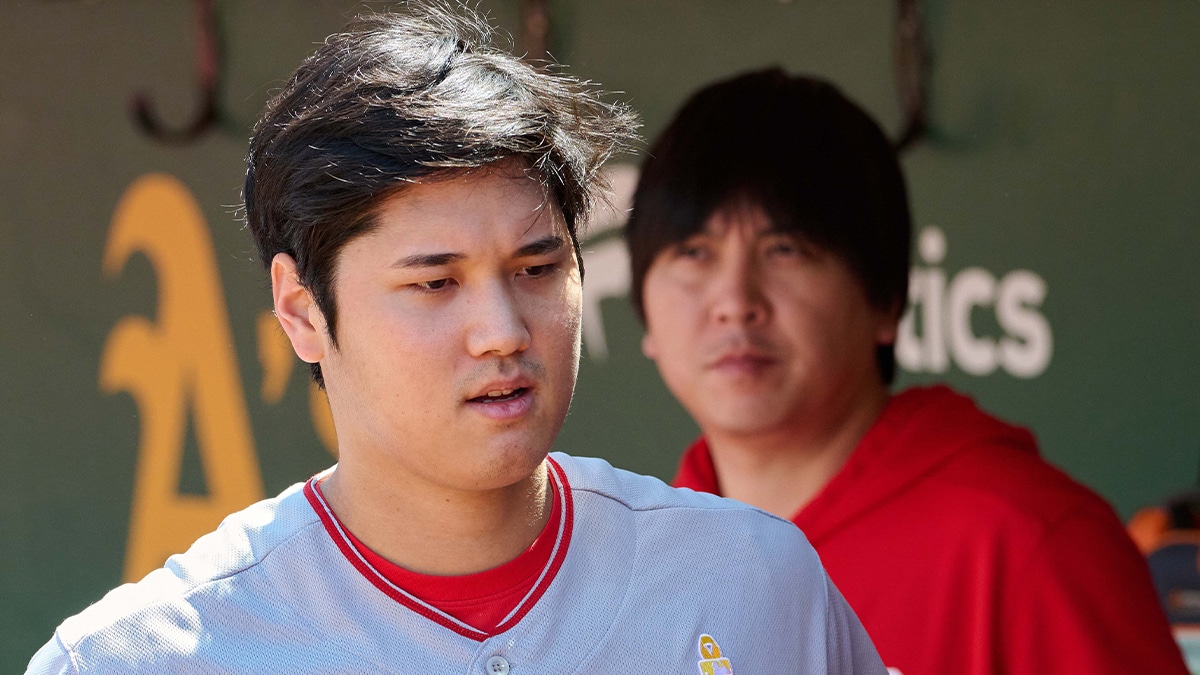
390;235;565;269
515;235;565;258
391;252;465;269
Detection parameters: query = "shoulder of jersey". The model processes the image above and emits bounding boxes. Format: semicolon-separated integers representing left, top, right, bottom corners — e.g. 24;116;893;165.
551;453;806;536
552;452;825;586
55;479;318;644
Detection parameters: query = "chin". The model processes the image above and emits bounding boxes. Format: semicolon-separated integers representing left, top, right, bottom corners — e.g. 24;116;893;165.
707;405;790;438
468;442;552;490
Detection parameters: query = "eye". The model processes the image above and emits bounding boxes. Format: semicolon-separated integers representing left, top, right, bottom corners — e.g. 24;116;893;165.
521;263;555;278
673;240;710;261
414;278;455;292
764;235;814;259
766;240;799;256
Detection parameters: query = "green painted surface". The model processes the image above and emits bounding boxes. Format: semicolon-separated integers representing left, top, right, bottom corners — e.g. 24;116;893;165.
2;0;1198;668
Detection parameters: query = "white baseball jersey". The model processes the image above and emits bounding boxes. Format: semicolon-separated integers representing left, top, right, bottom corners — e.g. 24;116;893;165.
28;453;885;674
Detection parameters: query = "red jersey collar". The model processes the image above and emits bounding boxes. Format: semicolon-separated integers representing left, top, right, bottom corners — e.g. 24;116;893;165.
304;457;574;641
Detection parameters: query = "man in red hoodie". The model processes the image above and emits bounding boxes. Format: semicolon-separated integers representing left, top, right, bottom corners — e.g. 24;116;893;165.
624;68;1187;674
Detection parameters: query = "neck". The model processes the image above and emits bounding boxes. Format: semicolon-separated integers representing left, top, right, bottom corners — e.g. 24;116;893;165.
707;385;889;520
319;456;551;576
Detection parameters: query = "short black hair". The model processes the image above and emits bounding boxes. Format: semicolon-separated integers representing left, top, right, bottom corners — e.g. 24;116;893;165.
625;68;910;383
243;2;636;385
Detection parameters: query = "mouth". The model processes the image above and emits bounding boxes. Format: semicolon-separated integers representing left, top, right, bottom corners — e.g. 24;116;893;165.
464;382;536;421
709;351;778;375
467;387;529;404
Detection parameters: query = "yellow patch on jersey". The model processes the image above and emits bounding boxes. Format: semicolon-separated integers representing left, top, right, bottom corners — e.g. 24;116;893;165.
697;634;733;675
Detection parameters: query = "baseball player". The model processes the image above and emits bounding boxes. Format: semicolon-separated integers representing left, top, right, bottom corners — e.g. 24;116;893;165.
625;68;1188;674
27;5;885;673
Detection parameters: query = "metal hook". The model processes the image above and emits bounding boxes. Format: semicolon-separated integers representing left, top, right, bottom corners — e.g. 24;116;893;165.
893;0;931;151
130;0;220;144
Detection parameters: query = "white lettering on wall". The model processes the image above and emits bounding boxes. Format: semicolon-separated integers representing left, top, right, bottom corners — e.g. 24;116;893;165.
579;163;638;360
897;226;1053;378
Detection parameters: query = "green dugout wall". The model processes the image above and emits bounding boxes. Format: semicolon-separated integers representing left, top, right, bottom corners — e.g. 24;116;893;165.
2;0;1198;667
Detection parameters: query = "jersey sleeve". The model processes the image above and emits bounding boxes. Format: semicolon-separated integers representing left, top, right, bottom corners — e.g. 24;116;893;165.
822;573;889;674
25;633;78;675
1003;499;1188;674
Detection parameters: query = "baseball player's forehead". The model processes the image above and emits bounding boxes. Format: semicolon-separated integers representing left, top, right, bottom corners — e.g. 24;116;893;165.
359;164;567;262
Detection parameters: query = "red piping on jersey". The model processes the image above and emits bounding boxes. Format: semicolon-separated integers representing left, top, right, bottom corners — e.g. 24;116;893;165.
303;457;574;641
496;457;574;632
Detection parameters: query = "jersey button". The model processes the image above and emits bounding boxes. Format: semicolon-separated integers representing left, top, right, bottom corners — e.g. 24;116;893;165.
485;656;510;674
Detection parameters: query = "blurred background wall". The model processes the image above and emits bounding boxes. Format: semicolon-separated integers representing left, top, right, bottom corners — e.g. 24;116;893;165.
2;0;1198;667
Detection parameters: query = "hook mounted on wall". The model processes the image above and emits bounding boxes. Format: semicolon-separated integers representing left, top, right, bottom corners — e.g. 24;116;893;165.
130;0;220;145
893;0;931;151
519;0;552;66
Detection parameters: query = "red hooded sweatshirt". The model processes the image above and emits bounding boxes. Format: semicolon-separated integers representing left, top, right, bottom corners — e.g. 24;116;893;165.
674;385;1186;675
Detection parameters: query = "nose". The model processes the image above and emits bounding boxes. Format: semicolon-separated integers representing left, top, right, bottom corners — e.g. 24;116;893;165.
466;281;532;358
709;255;768;326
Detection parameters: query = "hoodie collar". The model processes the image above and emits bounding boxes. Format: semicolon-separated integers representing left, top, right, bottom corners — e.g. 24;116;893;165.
673;385;1039;545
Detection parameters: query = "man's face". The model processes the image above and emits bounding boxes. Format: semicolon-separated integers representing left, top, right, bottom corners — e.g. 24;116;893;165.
305;165;581;493
640;206;896;445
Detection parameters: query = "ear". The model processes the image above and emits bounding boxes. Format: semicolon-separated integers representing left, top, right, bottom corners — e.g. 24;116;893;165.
874;299;903;347
271;253;327;364
641;330;659;361
875;319;899;348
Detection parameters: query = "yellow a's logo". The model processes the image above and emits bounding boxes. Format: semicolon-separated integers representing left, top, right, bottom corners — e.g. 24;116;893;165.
100;174;264;581
697;634;733;675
